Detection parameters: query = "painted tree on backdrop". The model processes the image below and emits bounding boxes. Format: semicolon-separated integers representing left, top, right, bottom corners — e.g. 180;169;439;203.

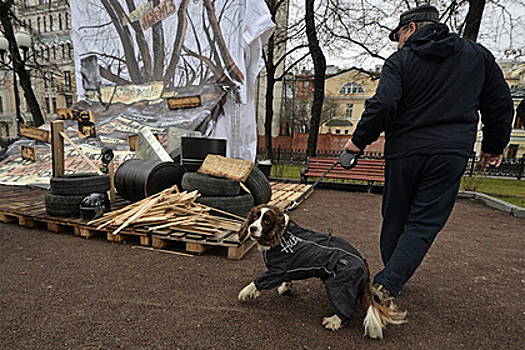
77;0;243;92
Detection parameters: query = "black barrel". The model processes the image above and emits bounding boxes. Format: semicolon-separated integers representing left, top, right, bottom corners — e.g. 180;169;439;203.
181;137;227;171
115;160;185;202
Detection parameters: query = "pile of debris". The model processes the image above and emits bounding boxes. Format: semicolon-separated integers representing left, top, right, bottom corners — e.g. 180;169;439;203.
88;185;244;237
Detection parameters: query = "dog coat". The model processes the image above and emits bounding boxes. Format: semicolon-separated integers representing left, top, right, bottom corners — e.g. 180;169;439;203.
253;222;366;322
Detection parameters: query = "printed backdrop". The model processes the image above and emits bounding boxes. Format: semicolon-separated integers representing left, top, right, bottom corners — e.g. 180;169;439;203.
70;0;275;160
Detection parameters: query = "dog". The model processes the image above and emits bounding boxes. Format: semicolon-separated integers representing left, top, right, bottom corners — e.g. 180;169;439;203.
237;204;407;339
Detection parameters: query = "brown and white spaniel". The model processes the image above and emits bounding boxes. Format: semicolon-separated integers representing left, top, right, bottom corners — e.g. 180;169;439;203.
237;204;407;339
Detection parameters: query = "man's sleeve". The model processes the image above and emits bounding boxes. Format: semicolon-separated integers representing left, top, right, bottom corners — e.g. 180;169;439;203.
479;49;514;155
351;54;403;150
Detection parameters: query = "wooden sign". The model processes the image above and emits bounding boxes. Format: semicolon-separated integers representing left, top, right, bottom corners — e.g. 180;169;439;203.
124;1;154;24
77;110;96;139
21;145;37;162
167;95;202;110
19;124;50;143
140;0;176;30
57;108;75;120
129;132;159;151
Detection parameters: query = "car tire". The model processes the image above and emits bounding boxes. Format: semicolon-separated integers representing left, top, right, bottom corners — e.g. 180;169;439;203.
197;193;254;218
181;172;240;197
50;173;110;196
243;166;272;206
45;192;86;217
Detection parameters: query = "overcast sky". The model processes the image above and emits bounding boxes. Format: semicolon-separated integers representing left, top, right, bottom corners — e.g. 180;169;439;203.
315;0;525;70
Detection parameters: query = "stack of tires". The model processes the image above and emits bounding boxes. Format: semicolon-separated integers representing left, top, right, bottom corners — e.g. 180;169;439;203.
45;173;111;217
181;166;272;217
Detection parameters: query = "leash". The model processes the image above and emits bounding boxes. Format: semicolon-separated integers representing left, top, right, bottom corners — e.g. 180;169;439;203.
286;151;362;212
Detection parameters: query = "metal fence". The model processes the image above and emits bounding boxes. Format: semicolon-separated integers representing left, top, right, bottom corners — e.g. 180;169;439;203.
259;147;525;180
257;146;384;165
466;155;525;180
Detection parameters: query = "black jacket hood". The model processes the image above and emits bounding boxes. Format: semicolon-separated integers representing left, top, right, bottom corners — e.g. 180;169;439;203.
406;23;464;60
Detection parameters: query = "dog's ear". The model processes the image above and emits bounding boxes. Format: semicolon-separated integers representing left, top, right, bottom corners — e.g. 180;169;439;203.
238;206;258;241
270;205;287;232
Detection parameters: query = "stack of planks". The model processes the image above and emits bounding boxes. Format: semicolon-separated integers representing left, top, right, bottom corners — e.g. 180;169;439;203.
88;185;244;237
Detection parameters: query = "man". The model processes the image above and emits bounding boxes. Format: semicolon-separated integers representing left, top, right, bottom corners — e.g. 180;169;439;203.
344;5;514;305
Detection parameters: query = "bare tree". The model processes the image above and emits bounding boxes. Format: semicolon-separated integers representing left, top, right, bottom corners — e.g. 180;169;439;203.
305;0;326;157
0;0;44;126
262;0;310;160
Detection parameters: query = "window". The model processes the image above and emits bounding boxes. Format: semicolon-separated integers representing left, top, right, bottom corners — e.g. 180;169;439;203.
345;104;354;119
59;14;62;30
64;71;71;90
52;98;57;113
0;96;3;114
345;130;349;135
65;95;73;108
49;15;53;31
335;129;341;134
43;16;46;32
339;81;365;94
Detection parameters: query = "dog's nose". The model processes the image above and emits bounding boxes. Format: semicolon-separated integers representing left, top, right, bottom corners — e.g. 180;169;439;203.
249;225;257;233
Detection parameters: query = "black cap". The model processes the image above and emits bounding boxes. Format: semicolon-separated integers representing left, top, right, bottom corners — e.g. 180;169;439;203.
389;5;439;41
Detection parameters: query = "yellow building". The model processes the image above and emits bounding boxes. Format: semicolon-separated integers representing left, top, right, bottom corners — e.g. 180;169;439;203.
319;68;379;135
319;63;525;158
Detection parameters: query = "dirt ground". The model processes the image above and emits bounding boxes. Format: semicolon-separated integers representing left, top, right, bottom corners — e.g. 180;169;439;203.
1;188;523;350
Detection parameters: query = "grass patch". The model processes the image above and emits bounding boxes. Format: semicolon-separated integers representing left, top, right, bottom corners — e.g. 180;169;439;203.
461;177;525;207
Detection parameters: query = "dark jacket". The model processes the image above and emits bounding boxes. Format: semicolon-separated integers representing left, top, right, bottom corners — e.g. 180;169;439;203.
351;23;514;159
254;222;365;290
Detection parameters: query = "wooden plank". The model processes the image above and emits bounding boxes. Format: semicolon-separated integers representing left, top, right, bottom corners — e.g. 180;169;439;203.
51;120;65;177
186;242;210;254
19;123;50;142
59;131;103;175
228;239;256;260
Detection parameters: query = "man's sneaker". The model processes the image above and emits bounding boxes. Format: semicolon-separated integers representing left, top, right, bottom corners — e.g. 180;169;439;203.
372;282;395;308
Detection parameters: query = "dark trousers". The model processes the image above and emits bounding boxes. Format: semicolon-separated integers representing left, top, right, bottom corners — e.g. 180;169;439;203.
374;154;468;297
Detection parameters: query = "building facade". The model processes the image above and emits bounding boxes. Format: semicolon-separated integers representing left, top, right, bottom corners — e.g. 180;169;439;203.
0;0;75;136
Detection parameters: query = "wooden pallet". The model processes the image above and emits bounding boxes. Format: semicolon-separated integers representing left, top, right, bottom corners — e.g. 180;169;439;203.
0;181;313;259
0;185;150;245
150;227;255;260
268;182;313;210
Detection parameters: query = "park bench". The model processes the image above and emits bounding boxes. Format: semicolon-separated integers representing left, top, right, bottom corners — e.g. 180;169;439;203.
301;156;385;191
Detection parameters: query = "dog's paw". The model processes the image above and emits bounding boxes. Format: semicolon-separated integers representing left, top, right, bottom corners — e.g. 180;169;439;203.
277;282;292;295
322;315;343;331
238;282;260;301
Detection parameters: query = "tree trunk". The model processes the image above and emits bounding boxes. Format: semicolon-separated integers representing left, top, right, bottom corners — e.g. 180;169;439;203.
463;0;486;41
0;1;44;127
264;69;276;161
305;0;326;157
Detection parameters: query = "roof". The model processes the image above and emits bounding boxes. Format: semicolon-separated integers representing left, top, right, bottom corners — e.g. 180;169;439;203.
325;119;353;127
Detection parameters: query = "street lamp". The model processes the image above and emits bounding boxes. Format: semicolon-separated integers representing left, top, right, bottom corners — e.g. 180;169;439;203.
0;29;31;140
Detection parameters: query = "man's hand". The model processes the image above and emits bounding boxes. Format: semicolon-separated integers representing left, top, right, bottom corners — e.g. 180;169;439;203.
344;139;362;153
478;152;503;172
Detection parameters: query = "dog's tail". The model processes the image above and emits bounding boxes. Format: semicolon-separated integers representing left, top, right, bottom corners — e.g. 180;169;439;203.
360;259;407;339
